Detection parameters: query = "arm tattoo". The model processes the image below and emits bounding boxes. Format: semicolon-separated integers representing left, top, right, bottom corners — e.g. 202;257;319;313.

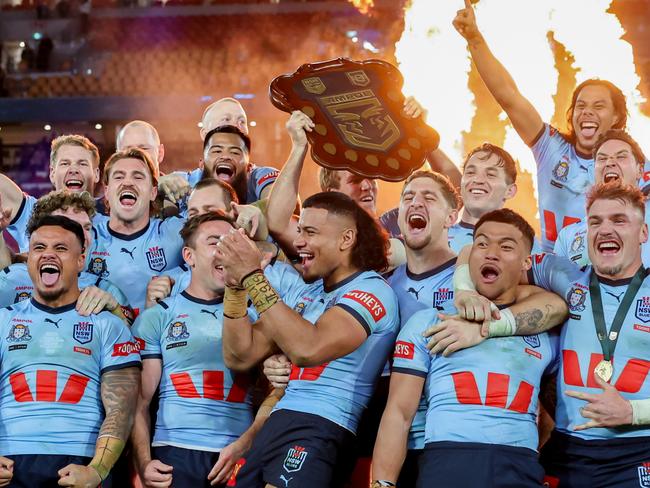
99;367;140;441
514;305;554;334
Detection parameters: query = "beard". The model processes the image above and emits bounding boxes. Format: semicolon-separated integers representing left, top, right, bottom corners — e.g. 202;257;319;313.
404;234;431;252
596;264;623;277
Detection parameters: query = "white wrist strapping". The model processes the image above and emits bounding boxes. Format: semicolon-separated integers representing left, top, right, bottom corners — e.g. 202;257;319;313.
630;398;650;425
487;308;516;337
453;264;476;292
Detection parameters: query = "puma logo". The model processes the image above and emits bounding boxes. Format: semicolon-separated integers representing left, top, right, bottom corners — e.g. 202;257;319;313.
279;475;293;487
605;290;624;303
201;309;219;320
44;318;62;328
407;286;424;300
120;247;137;259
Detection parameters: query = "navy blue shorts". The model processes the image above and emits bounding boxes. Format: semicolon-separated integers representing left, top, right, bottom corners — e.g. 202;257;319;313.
540;430;650;487
417;441;544;488
153;445;223;488
229;409;356;488
396;448;422;488
9;454;113;487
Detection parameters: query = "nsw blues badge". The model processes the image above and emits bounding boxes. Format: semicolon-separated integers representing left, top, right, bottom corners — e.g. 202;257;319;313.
146;246;167;272
283;445;308;473
73;322;94;344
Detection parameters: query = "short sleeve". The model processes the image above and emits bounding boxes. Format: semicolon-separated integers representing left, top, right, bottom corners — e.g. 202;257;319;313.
0;267;16;308
264;262;310;307
553;226;571;258
391;310;433;378
335;279;395;336
7;195;36;253
131;305;164;360
251;167;279;200
530;124;562;171
99;314;142;374
529;253;580;296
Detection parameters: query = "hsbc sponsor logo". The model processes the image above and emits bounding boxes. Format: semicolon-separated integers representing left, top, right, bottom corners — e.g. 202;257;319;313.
112;340;142;357
394;341;414;360
343;290;386;321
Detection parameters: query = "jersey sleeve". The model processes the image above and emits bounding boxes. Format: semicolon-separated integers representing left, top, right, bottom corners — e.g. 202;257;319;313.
553;226;571;257
7;194;36;253
528;253;579;295
250;166;279;200
99;313;142;374
334;278;396;336
391;310;433;377
131;305;165;360
530;124;565;172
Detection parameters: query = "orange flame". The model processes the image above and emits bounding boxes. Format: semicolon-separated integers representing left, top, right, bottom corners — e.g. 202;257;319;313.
348;0;374;14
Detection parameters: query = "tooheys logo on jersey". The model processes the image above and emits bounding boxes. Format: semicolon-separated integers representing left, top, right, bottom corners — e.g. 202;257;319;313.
112;339;142;357
146;246;167;272
342;290;385;321
394;341;414;360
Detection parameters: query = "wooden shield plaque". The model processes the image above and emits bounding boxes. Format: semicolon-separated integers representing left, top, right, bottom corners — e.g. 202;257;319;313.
270;58;440;182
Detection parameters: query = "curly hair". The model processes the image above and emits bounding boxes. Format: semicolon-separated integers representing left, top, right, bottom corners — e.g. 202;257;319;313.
302;191;389;272
29;190;96;226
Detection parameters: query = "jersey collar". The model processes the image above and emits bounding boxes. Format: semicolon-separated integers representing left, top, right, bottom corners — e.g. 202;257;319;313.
406;257;457;281
595;268;649;287
457;220;475;230
323;270;364;293
30;297;77;314
107;220;151;241
180;290;223;305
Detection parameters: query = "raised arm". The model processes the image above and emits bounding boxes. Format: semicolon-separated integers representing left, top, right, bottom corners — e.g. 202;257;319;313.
0;174;26;224
453;0;544;145
371;372;423;485
266;111;313;251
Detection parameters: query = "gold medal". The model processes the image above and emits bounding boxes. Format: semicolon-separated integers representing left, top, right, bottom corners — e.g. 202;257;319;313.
594;359;613;382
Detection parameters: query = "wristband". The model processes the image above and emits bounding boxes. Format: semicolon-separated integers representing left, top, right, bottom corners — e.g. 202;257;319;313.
224;286;248;319
242;269;280;316
630;398;650;425
89;436;125;481
371;481;396;488
487;308;516;337
453;264;476;292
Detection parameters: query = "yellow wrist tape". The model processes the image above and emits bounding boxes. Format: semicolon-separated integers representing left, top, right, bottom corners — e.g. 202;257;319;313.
89;436;125;481
242;269;279;316
224;286;248;319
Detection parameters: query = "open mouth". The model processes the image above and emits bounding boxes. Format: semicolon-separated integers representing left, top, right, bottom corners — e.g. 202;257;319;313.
597;240;621;256
118;189;138;207
603;172;620;184
65;179;84;191
580;121;599;139
39;263;61;286
298;251;315;269
407;213;427;232
479;264;500;284
360;194;374;203
468;187;489;196
215;163;235;182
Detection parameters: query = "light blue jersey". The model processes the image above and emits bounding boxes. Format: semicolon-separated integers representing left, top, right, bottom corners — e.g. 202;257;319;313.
555;203;650;268
0;298;140;456
274;271;399;433
133;291;254;452
531;124;595;252
387;258;456;449
0;263;130;310
6;194;36;253
530;253;650;440
88;218;185;314
393;307;557;451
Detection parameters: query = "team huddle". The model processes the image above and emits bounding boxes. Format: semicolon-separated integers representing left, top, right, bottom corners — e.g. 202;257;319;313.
0;2;649;488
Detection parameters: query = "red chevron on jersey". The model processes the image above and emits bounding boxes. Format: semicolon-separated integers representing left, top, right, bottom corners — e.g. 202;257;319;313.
343;290;386;321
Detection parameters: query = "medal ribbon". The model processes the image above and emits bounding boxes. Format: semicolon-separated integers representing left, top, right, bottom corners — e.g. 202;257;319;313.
589;266;646;362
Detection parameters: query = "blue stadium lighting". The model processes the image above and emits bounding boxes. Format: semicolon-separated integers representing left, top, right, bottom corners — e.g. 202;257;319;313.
234;93;255;100
363;41;379;53
33;32;42;40
346;30;357;38
200;95;213;102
